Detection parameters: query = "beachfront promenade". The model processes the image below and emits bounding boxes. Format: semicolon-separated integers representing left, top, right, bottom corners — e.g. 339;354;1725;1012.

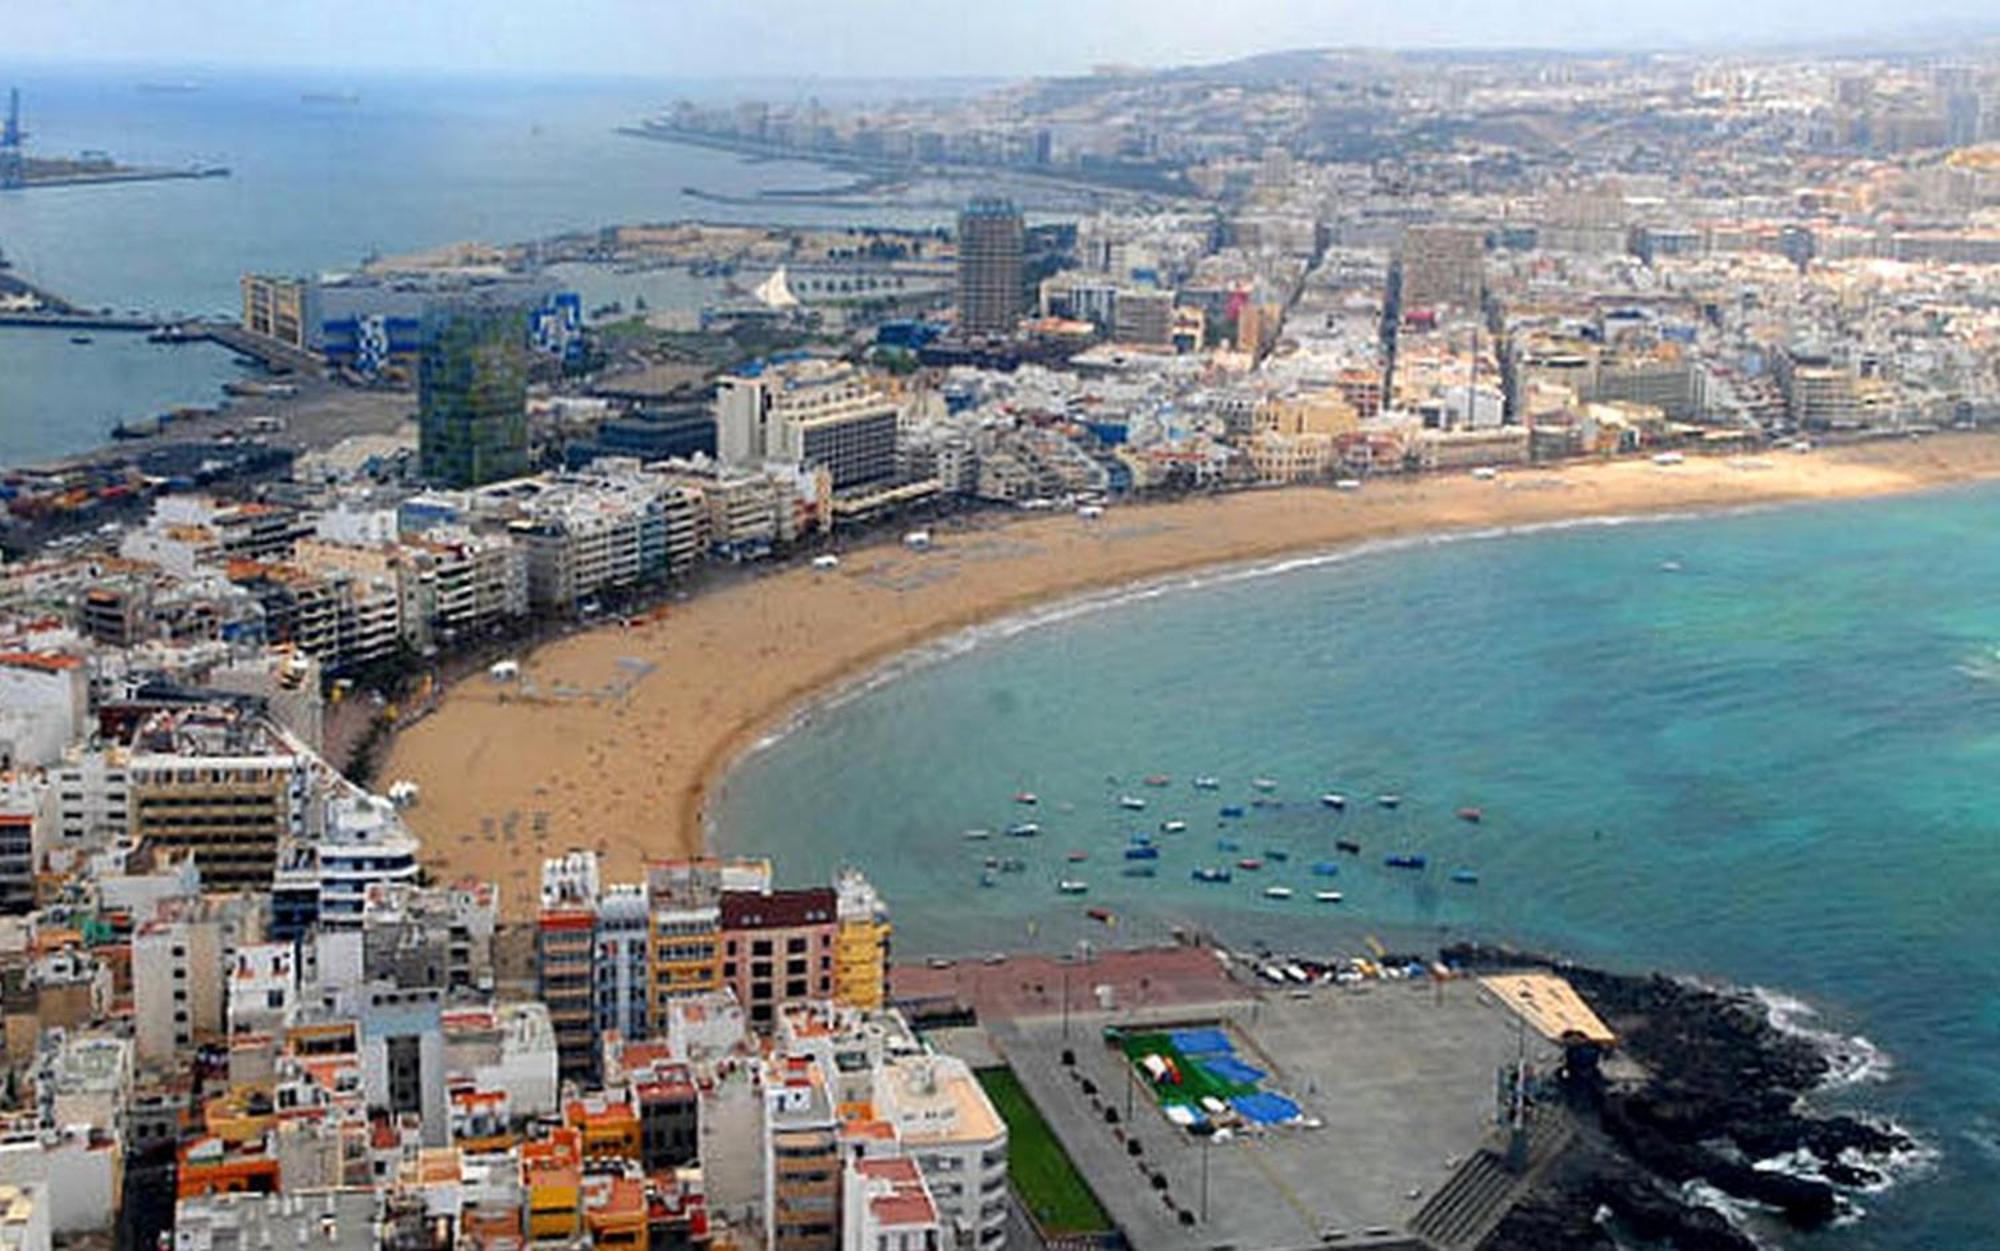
384;432;2000;916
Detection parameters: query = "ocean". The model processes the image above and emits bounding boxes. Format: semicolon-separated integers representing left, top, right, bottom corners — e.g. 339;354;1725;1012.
712;485;2000;1246
0;65;953;466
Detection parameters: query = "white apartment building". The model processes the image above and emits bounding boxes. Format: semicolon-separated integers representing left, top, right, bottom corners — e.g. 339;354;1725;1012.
874;1054;1008;1251
716;359;900;490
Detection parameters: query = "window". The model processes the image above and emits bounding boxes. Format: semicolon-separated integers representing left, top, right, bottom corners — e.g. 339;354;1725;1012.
787;936;807;954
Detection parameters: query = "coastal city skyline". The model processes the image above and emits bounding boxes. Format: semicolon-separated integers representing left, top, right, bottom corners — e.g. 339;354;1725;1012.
6;0;2000;78
2;12;1999;1251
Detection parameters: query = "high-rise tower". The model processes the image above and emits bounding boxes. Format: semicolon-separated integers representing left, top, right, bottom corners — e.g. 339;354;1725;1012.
417;300;532;488
1;89;26;190
955;197;1024;339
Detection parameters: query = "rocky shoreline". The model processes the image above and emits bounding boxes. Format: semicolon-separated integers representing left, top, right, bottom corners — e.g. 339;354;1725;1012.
1441;943;1917;1250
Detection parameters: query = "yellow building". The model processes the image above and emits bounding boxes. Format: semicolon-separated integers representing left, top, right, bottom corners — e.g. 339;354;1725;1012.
566;1093;643;1163
646;861;727;1014
240;274;308;349
1254;389;1359;438
522;1128;584;1242
833;870;891;1012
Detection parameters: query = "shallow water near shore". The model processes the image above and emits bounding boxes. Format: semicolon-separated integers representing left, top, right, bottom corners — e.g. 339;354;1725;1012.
714;483;2000;1246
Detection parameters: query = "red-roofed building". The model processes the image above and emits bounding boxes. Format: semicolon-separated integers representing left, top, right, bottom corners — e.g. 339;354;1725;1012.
720;887;836;1027
842;1156;941;1251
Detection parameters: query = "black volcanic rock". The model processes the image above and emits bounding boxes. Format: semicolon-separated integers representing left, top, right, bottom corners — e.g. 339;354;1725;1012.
1440;942;1917;1248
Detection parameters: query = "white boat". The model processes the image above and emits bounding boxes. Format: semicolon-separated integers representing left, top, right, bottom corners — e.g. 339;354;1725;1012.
1251;778;1278;792
1013;791;1038;805
1160;820;1188;833
1315;890;1344;904
1319;793;1346;809
1119;795;1146;811
962;828;994;841
1006;822;1040;838
1192;776;1221;791
1377;794;1402;809
1057;880;1090;895
1263;886;1294;900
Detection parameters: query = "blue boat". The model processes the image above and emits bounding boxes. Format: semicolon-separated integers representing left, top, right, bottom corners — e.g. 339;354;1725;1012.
1450;868;1480;885
1191;866;1233;884
1216;837;1241;852
1124;846;1160;861
1219;805;1246;819
1310;861;1341;876
1129;832;1155;847
1121;864;1158;878
1385;854;1428;870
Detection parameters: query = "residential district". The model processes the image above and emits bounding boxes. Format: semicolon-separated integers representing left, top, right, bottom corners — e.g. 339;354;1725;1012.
0;41;1995;1251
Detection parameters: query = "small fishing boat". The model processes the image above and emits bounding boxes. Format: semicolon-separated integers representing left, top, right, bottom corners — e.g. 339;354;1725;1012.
1058;879;1090;895
1377;794;1402;809
1014;792;1039;805
1335;838;1362;855
1310;861;1341;876
1006;822;1040;838
1123;846;1160;861
1216;838;1241;852
1160;820;1188;834
1192;776;1221;791
1119;795;1147;811
1237;857;1264;871
1129;832;1154;847
1086;906;1115;924
1315;890;1344;904
1450;868;1480;885
1191;866;1232;884
1265;849;1290;863
1143;774;1172;787
999;858;1026;873
979;871;997;888
1219;805;1246;819
69;334;95;345
1320;793;1347;809
1385;853;1428;870
1121;864;1158;879
1264;886;1294;900
1066;851;1088;863
1251;797;1282;810
1456;807;1483;824
963;828;994;841
1252;778;1278;792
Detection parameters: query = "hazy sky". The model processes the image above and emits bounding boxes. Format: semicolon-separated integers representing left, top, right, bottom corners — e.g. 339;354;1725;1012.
8;0;1996;80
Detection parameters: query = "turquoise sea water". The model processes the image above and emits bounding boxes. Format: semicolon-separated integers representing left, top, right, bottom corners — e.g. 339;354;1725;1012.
714;486;2000;1246
0;67;950;466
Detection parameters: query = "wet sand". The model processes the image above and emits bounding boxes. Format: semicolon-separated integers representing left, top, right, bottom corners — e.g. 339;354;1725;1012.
383;436;2000;914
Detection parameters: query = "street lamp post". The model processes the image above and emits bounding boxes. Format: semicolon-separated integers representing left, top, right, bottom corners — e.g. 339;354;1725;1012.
1200;1134;1211;1222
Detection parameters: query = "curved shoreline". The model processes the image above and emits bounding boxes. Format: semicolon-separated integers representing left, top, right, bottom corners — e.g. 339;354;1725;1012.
696;502;1763;837
383;435;2000;915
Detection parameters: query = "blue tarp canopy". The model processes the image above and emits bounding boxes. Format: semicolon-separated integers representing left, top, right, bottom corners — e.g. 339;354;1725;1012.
1169;1028;1233;1057
1231;1092;1302;1125
1200;1056;1266;1085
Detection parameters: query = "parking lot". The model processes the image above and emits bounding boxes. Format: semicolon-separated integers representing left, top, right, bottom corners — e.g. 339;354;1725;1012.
984;974;1558;1251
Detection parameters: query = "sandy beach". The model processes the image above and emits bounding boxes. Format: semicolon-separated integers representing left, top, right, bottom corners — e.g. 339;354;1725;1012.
383;435;2000;915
